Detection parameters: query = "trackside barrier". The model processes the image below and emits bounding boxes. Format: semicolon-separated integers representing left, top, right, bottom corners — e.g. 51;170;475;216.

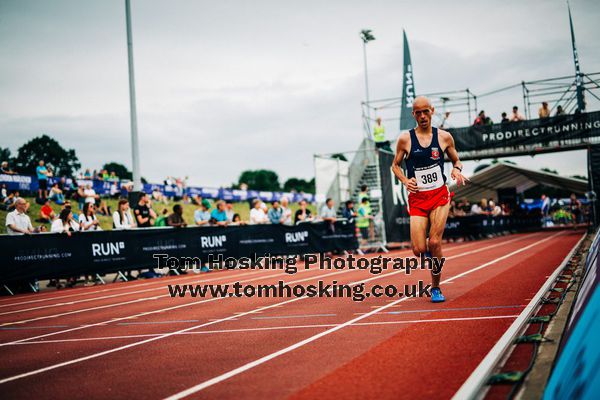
452;232;586;400
444;215;543;239
0;221;358;285
543;229;600;399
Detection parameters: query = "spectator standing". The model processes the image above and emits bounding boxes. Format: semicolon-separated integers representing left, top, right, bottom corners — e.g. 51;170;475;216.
569;193;582;225
113;199;136;229
194;199;212;226
342;200;357;221
294;199;313;225
538;102;550;119
36;160;51;199
5;197;34;235
473;110;492;126
267;201;283;224
279;197;293;226
511;106;525;122
134;193;156;227
249;199;268;224
501;112;510;124
373;117;391;151
224;201;235;223
167;204;187;227
83;183;99;205
488;200;502;216
555;105;565;116
471;198;489;215
79;203;102;231
320;198;337;223
356;197;373;242
358;185;370;204
210;200;229;226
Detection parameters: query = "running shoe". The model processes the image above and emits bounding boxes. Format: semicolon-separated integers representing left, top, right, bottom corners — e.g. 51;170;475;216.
200;266;210;273
431;287;445;303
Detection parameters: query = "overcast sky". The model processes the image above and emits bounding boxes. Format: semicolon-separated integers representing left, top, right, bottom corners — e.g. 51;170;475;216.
1;0;599;187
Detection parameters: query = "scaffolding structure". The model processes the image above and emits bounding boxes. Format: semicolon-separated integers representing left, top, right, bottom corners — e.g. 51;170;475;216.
361;71;600;139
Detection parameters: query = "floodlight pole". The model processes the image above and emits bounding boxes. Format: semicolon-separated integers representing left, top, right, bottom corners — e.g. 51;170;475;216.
362;39;371;130
125;0;142;191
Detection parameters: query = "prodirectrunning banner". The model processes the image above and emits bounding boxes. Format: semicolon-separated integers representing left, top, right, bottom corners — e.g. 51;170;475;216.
0;222;358;284
451;110;600;151
377;150;542;242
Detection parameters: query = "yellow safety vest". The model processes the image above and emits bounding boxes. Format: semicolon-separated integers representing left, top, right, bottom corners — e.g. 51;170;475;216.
357;204;371;228
373;124;385;142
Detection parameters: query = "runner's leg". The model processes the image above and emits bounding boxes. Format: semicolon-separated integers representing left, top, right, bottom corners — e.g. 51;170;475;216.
410;216;429;257
428;201;450;288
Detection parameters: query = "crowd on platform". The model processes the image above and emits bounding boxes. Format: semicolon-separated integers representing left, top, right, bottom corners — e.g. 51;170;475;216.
470;102;568;127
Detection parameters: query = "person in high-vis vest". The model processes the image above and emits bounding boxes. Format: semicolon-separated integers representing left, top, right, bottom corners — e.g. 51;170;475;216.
373;117;391;151
357;197;373;243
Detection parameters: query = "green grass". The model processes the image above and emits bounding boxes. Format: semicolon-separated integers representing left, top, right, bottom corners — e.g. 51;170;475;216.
1;197;316;234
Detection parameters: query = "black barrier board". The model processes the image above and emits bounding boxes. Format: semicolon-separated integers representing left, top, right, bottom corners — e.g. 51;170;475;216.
0;221;358;283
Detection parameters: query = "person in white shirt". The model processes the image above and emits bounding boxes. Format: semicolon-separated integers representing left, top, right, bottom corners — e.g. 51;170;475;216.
488;200;502;217
249;199;268;224
5;197;34;235
319;198;337;222
470;198;488;215
84;184;98;205
79;202;102;231
51;208;80;236
280;196;293;226
113;198;136;229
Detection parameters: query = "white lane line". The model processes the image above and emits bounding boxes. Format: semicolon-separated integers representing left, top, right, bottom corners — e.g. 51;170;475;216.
161;231;563;400
0;262;381;347
0;232;540;384
8;315;519;345
0;262;324;327
0;269;255;309
251;314;337;320
0;270;266;317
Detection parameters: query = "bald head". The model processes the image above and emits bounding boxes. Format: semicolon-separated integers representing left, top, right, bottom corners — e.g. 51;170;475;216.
412;96;432;110
412;96;434;130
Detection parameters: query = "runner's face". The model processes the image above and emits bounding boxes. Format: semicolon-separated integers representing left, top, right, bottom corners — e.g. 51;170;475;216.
412;105;433;129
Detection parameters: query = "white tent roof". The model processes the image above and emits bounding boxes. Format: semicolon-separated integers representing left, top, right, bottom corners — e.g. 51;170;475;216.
448;162;588;201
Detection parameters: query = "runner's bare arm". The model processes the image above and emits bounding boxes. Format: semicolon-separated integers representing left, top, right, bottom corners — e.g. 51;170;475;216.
440;130;469;186
392;132;418;193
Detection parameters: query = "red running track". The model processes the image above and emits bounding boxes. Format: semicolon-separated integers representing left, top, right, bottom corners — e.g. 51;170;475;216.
0;229;584;399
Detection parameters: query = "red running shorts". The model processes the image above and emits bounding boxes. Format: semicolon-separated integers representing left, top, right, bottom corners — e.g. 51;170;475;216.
407;185;451;217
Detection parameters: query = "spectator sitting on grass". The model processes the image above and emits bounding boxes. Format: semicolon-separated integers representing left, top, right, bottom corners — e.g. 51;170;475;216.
167;204;187;228
79;202;102;231
62;200;78;221
280;197;293;226
113;198;136;229
5;197;34;235
152;187;168;204
0;184;6;201
211;200;229;226
1;161;16;175
249;199;268;224
194;199;212;226
294;199;313;224
134;192;156;227
49;182;65;205
154;208;169;226
109;181;120;199
2;192;17;211
51;208;79;236
96;199;111;216
38;198;56;223
268;200;283;224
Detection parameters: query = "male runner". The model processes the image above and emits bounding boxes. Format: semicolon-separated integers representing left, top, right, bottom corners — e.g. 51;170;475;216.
392;96;468;303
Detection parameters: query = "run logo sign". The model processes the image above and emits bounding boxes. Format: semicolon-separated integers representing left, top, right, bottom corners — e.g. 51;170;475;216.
201;235;227;248
91;241;125;257
285;231;308;243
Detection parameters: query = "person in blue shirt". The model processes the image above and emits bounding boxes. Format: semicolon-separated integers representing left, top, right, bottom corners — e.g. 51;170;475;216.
268;200;283;224
194;199;212;226
36;160;51;199
210;200;229;226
